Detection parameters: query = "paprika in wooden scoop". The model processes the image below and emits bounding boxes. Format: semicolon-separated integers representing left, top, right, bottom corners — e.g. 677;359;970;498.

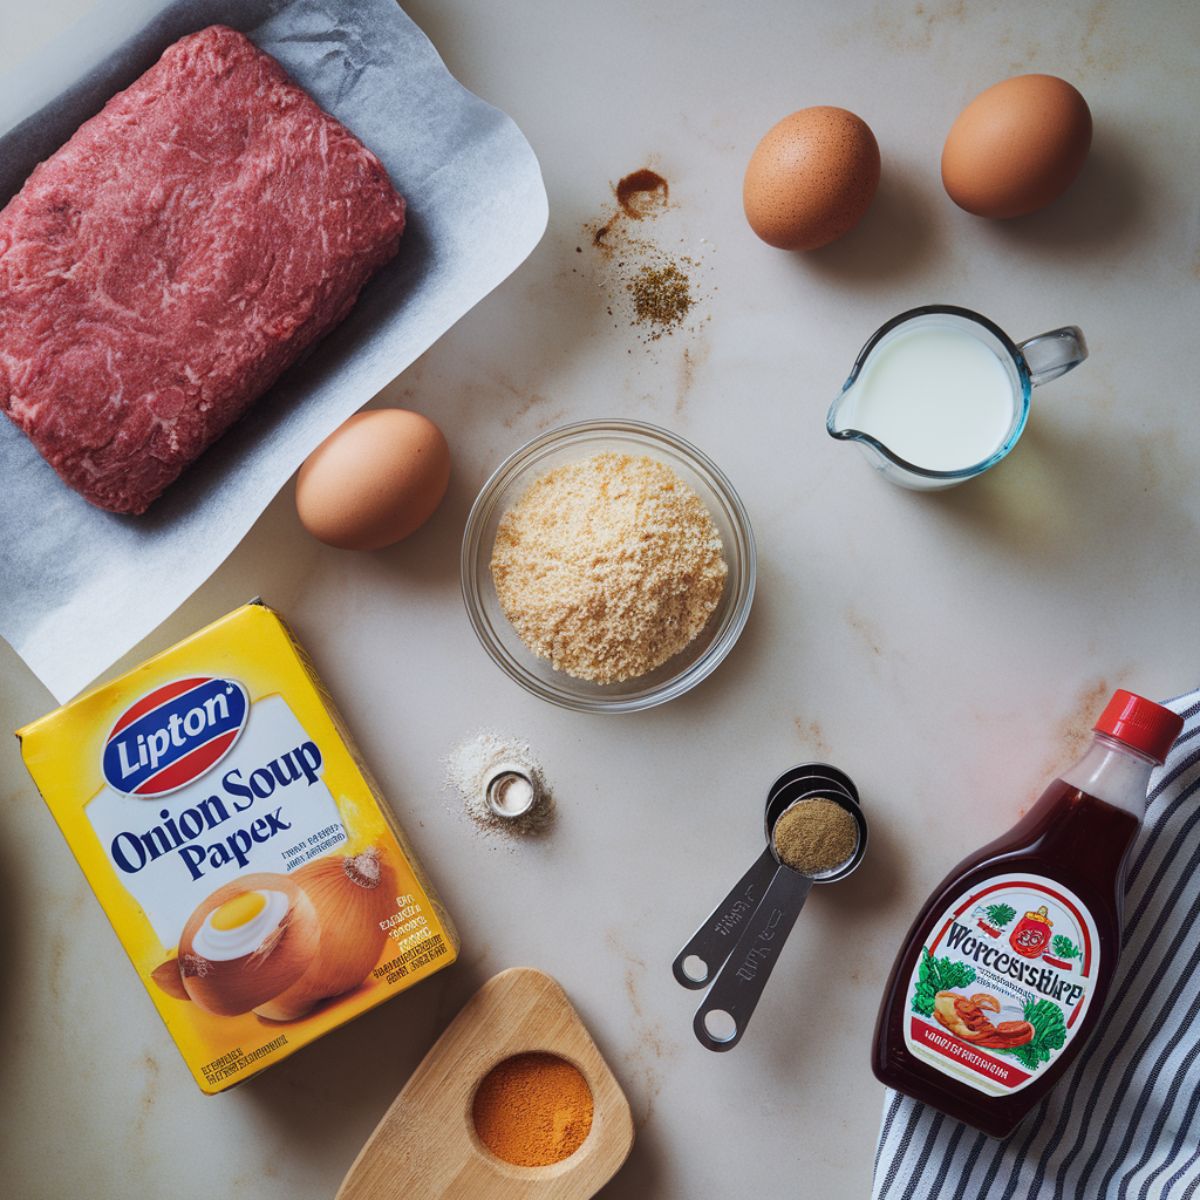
336;968;633;1199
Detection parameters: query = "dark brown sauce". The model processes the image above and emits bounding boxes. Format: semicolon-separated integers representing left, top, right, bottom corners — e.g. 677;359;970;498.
873;780;1139;1138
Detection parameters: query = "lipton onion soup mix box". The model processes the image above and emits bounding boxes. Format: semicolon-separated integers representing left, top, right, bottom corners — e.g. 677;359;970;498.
17;602;458;1093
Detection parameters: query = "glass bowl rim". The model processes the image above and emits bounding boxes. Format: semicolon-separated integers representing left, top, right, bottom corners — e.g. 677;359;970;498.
460;417;757;713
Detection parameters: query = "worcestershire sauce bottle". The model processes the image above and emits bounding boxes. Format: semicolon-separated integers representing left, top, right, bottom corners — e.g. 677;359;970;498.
873;690;1183;1138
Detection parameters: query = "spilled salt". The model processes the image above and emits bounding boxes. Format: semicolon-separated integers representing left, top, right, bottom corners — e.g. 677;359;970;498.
444;732;554;841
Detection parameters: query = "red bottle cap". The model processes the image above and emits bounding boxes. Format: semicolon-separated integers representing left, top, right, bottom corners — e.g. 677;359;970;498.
1093;690;1184;764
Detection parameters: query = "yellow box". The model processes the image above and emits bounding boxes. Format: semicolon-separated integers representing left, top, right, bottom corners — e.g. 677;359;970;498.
17;602;458;1093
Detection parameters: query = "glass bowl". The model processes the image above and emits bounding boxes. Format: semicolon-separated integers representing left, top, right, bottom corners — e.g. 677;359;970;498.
461;419;756;713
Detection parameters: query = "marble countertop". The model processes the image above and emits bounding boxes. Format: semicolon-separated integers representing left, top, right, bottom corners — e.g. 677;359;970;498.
3;2;1198;1197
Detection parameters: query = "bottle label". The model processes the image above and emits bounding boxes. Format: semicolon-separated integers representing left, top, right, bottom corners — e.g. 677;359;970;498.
902;873;1100;1096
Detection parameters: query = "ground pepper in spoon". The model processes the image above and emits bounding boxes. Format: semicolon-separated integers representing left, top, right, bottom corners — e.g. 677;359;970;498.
674;764;868;1051
773;797;860;876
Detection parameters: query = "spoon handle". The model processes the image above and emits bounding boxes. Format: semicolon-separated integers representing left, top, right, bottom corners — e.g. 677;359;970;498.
672;848;778;990
692;866;813;1051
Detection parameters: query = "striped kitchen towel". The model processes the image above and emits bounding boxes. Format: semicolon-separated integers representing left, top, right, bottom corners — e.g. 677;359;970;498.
873;691;1200;1200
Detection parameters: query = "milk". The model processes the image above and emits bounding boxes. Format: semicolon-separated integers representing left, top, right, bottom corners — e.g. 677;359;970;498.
843;325;1014;471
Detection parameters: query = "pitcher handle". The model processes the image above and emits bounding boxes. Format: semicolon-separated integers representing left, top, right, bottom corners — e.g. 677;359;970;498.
1018;326;1088;387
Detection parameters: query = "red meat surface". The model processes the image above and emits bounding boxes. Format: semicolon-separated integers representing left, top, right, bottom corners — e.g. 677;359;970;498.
0;25;405;514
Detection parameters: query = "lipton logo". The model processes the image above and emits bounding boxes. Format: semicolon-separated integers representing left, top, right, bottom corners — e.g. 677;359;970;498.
102;678;249;797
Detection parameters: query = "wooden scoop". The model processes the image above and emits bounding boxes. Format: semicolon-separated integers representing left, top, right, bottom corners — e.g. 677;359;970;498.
337;968;634;1199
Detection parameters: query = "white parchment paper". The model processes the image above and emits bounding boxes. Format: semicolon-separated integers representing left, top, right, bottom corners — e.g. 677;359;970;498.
0;0;547;702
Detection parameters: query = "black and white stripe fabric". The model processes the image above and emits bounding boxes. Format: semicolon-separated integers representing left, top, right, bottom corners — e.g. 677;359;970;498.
873;692;1200;1200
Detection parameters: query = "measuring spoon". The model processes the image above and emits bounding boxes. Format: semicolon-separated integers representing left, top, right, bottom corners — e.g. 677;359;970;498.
672;764;857;990
686;765;868;1051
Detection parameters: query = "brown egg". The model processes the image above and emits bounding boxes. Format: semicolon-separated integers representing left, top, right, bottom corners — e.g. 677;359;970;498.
942;74;1092;219
296;409;450;550
743;107;880;251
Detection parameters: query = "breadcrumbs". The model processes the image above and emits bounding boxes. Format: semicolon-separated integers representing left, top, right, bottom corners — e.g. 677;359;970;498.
491;453;728;684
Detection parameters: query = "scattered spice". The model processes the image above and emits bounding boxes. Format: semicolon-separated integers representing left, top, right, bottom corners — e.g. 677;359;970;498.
591;220;615;248
616;168;669;218
490;453;728;683
583;166;710;346
594;170;667;245
445;732;554;840
773;797;859;875
472;1052;594;1167
629;262;693;337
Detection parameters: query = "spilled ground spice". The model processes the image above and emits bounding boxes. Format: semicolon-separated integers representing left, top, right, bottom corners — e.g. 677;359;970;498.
616;168;669;217
472;1052;594;1167
594;168;670;246
582;165;709;347
629;262;693;338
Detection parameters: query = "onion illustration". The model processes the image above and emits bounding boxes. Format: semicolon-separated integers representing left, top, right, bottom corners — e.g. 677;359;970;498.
254;848;396;1021
163;872;320;1016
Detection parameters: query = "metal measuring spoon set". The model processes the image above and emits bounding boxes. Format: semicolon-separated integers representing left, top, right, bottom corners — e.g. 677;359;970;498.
672;764;868;1051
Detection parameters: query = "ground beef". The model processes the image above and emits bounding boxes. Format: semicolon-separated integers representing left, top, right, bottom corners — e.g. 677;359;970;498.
0;25;406;514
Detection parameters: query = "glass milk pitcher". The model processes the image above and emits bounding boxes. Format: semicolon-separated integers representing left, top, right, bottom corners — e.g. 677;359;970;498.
826;306;1087;491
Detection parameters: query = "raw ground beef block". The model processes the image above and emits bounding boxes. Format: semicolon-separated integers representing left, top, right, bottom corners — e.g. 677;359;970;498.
0;25;406;514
